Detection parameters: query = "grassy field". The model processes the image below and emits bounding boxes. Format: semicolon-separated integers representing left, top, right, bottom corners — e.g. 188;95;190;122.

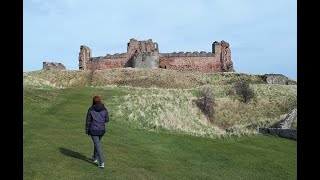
23;85;297;179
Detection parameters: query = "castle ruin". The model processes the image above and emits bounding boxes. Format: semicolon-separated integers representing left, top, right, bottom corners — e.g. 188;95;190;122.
79;38;234;73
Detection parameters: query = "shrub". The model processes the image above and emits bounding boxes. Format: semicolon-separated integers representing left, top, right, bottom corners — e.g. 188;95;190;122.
234;81;255;103
225;87;235;96
195;87;216;123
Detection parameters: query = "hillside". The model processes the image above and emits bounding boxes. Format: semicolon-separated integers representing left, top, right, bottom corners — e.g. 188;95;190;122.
23;69;297;179
23;69;297;137
23;68;296;89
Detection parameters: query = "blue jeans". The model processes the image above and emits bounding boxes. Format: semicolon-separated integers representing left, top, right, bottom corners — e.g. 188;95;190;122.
91;135;104;163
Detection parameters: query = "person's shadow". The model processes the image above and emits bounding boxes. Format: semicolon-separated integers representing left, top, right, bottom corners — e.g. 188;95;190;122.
59;147;97;166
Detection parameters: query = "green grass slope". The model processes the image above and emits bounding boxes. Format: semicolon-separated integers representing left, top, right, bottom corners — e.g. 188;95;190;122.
24;86;296;179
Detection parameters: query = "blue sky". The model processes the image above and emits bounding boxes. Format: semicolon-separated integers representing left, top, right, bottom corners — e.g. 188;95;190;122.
23;0;297;80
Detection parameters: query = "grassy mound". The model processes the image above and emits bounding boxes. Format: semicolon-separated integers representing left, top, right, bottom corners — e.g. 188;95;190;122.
23;68;274;89
23;69;297;137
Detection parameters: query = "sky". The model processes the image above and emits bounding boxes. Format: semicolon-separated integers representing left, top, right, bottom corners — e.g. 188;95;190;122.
23;0;297;80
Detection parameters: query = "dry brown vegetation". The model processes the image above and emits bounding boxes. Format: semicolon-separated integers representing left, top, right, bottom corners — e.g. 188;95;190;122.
23;68;297;137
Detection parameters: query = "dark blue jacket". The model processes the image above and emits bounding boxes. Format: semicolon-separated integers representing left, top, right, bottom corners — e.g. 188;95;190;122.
85;104;109;136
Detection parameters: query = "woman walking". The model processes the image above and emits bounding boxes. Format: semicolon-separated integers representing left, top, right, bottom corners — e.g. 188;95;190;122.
85;96;109;168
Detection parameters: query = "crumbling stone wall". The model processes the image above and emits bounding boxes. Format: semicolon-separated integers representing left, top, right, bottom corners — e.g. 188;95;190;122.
259;128;297;140
273;108;297;129
262;74;290;85
43;62;66;70
78;38;234;73
127;38;158;56
259;108;297;140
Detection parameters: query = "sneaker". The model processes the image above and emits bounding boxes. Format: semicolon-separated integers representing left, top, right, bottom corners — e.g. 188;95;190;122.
92;157;98;163
98;163;104;168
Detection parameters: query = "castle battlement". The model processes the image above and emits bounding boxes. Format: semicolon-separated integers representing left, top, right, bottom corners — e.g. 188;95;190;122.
92;53;128;60
159;51;214;57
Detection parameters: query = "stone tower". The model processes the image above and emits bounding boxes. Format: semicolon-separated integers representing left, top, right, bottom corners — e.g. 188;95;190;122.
212;40;234;72
79;45;92;70
127;38;159;69
127;38;158;55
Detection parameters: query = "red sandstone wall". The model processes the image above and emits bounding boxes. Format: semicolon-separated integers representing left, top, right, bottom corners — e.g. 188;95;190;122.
79;39;233;73
159;56;223;73
87;54;225;73
86;57;131;70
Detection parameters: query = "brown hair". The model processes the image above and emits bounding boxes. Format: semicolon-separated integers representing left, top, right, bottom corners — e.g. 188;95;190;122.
92;96;102;105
